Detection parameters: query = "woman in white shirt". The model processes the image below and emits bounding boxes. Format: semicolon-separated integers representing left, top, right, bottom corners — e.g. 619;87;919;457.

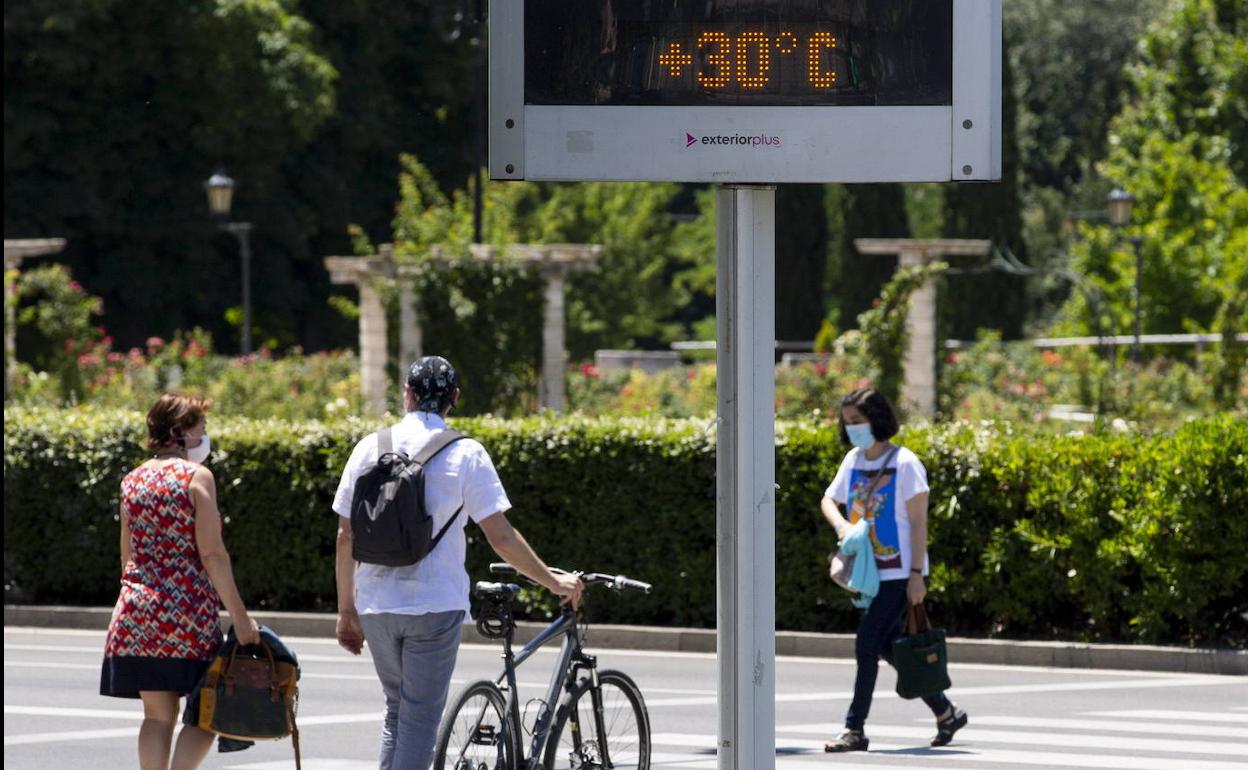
820;387;967;752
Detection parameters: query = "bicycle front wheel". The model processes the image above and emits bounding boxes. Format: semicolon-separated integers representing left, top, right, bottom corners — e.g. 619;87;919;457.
544;669;650;770
434;679;518;770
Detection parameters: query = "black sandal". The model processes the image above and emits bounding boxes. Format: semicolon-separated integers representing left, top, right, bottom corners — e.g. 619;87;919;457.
824;729;869;753
931;707;968;747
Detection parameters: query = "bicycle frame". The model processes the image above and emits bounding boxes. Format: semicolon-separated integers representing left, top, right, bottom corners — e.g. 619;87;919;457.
494;606;600;770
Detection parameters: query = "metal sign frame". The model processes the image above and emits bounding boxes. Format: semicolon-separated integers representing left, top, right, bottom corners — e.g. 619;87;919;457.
490;0;1001;183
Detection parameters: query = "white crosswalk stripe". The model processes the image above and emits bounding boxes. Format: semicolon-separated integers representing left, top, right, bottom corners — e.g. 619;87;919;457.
1087;709;1248;724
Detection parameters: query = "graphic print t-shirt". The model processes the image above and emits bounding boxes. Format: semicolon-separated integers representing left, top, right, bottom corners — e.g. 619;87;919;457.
824;445;930;581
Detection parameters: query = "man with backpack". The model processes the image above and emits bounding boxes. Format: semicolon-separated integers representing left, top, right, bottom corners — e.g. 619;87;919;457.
332;355;583;770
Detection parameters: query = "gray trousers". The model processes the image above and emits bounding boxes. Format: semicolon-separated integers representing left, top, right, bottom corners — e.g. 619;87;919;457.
360;610;465;770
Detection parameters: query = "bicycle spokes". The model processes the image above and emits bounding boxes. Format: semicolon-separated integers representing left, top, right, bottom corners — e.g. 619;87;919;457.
447;691;509;770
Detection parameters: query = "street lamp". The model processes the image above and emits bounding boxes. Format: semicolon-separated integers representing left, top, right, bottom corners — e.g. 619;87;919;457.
1107;188;1143;363
204;170;254;355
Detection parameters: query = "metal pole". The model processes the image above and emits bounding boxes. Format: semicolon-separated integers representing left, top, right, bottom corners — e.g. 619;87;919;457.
1132;237;1142;364
238;225;253;356
716;185;775;770
472;0;485;244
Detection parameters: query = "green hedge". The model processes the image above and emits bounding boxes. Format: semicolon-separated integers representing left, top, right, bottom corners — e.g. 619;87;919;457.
4;407;1246;645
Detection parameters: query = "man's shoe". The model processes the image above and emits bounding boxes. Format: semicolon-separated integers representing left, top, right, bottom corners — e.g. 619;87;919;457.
931;707;968;747
824;729;869;753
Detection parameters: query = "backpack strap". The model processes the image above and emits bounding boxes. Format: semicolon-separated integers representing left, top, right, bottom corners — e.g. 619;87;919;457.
377;426;393;456
862;445;901;498
415;430;468;552
411;429;464;466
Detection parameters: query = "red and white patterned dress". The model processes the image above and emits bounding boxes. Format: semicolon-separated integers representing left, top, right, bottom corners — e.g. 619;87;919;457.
100;459;223;698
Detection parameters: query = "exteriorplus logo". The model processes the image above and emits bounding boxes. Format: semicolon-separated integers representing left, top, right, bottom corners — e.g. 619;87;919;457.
685;132;782;148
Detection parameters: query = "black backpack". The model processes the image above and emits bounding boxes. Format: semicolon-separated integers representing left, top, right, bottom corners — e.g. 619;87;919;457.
350;427;465;567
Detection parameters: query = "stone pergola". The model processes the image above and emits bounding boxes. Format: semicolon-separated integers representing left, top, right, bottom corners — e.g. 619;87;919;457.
467;243;600;412
325;242;600;416
854;238;992;417
325;246;396;415
5;238;67;395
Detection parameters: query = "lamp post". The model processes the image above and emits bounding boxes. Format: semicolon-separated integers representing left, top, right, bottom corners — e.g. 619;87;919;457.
204;170;254;355
1107;188;1143;364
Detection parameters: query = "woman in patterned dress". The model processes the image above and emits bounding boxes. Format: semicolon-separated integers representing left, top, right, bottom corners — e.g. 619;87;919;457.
100;393;260;770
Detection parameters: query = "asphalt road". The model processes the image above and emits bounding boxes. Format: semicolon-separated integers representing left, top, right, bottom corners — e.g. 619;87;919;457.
5;625;1245;770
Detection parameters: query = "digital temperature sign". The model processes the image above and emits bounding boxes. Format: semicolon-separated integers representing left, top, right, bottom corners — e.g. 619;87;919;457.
490;1;1000;184
524;2;953;107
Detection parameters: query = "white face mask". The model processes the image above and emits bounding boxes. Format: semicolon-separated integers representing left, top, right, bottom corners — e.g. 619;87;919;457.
186;434;212;465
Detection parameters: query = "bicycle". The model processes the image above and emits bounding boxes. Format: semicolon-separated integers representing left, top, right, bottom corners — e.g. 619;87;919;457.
433;563;653;770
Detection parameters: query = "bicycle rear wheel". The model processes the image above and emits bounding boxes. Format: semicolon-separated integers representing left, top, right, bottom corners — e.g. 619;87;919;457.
434;679;518;770
544;669;650;770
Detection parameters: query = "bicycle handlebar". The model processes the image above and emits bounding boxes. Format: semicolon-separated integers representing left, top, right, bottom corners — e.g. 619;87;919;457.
488;563;652;594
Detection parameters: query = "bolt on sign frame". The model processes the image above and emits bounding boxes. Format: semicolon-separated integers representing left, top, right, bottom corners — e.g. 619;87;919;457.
490;0;1001;184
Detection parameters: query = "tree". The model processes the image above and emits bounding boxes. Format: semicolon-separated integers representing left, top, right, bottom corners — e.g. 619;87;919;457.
1062;0;1248;402
1007;0;1166;194
4;0;337;351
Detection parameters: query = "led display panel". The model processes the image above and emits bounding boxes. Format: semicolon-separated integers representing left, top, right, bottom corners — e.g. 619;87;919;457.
525;1;953;107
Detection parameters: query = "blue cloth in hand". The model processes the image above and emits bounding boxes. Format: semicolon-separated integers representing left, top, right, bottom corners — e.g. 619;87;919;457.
840;519;880;609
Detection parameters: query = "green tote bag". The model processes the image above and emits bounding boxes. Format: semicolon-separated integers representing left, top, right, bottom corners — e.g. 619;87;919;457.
892;603;952;699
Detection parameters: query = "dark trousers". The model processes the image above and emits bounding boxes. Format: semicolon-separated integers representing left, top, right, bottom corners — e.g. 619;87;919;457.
845;579;951;731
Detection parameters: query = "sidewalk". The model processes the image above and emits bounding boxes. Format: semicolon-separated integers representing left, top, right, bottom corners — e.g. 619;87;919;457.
5;604;1243;675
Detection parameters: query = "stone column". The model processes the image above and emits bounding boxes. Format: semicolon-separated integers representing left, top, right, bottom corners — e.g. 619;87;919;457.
357;279;388;415
396;264;422;369
853;239;992;417
539;263;568;411
4;239;67;396
325;254;395;416
898;246;938;417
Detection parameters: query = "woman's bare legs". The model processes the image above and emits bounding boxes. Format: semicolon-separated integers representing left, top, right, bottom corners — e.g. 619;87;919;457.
138;690;215;770
170;722;216;770
137;691;179;770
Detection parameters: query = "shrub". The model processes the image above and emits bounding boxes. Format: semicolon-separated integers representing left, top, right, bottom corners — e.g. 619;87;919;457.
4;407;1244;645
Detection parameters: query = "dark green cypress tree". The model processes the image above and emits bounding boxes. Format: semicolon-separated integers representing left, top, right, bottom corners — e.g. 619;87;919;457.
837;184;911;328
775;184;830;343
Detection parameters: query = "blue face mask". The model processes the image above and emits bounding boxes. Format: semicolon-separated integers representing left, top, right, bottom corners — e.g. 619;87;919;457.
845;423;876;450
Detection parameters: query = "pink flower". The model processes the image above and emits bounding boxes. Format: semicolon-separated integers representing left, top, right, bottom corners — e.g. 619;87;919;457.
812;362;828;377
579;363;601;379
946;353;960;365
146;336;165;352
106;352;124;363
69;281;83;293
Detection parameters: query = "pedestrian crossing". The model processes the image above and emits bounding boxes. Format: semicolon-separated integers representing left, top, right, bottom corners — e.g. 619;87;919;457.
6;627;1245;770
642;709;1248;770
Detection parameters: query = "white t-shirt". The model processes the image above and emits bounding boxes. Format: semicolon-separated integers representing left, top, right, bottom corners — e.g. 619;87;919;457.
824;445;930;581
332;411;510;616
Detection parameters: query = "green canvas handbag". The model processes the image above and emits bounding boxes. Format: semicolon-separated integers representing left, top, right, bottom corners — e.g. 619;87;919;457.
891;603;951;699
